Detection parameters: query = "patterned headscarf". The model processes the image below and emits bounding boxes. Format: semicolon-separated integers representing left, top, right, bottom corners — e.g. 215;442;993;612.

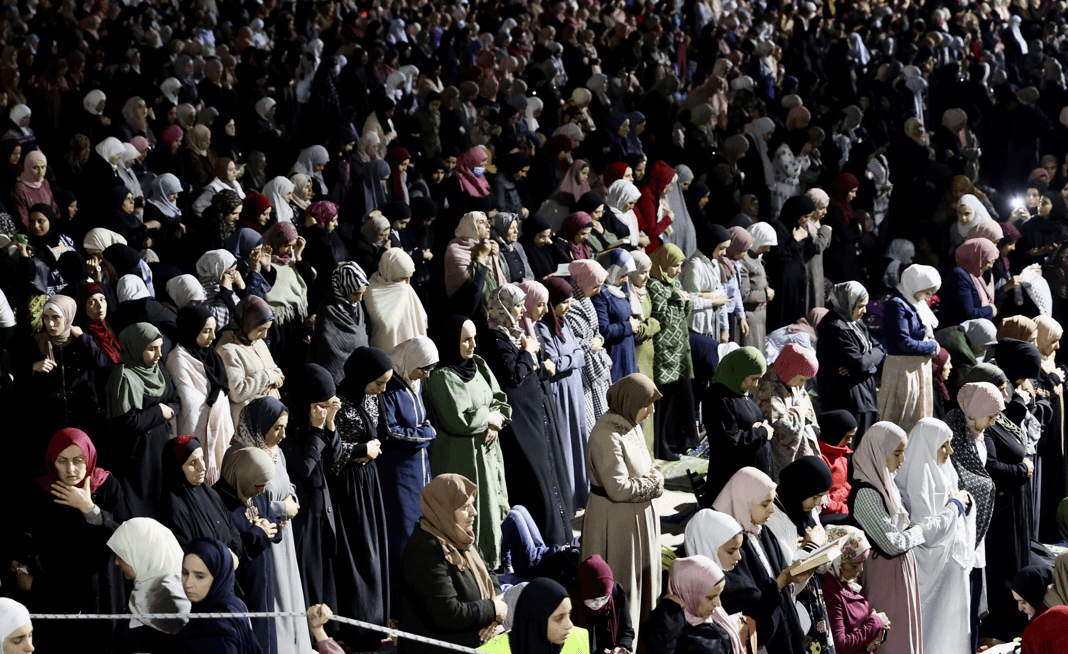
830;281;868;320
825;525;871;591
487;283;528;348
332;262;369;304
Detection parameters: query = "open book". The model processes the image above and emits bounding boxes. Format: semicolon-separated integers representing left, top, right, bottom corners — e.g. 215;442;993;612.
791;535;849;575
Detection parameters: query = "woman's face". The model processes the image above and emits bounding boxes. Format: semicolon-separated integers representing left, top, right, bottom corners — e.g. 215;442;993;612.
30;158;45;181
122;193;135;214
365;369;394;395
717;532;744;571
840;559;864;581
225;120;236;137
583;282;603;298
847;188;857;202
171;137;182;152
712;239;731;259
694;580;726;619
531;299;549;321
258;209;271;225
475;215;491;240
247;321;273;343
392;217;411;232
957;203;974;224
739;372;763;393
633;160;646;179
142;338;163;367
622;166;634;182
801;491;828;512
623;199;638;213
3;622;32;654
936;437;954;466
223;161;237;182
632;269;650;288
617;119;630;137
554;298;573;317
183;447;207;486
1013;590;1037;618
1027;187;1041;208
302;181;314;199
265;413;289;448
534;228;553;246
182;554;214;603
459;321;478;359
787;373;813;388
913;287;937;303
55;443;86;487
455;495;477;532
974;411;999;431
509;301;525;322
225;208;240;225
1040;195;1054;218
590;204;605;221
28;211;49;238
86;293;107;321
574;226;592;244
813;201;828;220
505;220;519;243
750;489;776;526
886;436;908;472
1040;333;1062;358
851;297;869;322
665;261;683;279
546;598;574;646
192;316;216;346
9;144;19;164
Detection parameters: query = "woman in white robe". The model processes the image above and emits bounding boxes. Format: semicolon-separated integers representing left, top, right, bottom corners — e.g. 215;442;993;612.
364;248;428;354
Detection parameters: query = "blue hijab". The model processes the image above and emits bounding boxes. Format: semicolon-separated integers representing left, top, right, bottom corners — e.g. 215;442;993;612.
183;537;261;653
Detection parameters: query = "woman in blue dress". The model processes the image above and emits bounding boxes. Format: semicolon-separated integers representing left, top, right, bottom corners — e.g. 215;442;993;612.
593;248;638;382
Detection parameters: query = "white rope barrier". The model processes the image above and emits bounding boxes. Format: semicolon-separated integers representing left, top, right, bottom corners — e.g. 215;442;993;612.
28;611;484;654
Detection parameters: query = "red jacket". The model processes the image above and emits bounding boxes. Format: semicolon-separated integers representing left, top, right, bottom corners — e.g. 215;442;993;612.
819;439;853;515
1023;605;1068;654
634;160;676;253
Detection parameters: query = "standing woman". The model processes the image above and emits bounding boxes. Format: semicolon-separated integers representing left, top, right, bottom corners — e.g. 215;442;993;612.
233;396;313;654
739;222;777;350
766;195;817;330
647;243;696;459
895;417;976;654
848;421;925;654
1035;317;1067;543
307;262;370;385
106;322;179;518
702;347;773;495
168;305;233;484
593;248;639;382
566;260;615;431
216;295;284;427
816;281;885;439
330;347;393;650
176;537;261;654
159;435;242;553
380;336;440;599
878;264;943;432
480;284;573;545
754;343;821;477
364;248;428;354
582;373;665;643
628;251;660;450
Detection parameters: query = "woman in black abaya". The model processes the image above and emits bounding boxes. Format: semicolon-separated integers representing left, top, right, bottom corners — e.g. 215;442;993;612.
159;434;243;556
766;195;817;330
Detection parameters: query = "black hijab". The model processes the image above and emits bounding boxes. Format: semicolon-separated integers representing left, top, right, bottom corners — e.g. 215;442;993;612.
27;203;62;249
56;250;88;286
160;435;242;554
103;243;143;278
684;182;711;227
776;456;834;536
817;410;857;446
697;223;731;258
433;314;478;382
777;195;818;226
177;305;230;405
994;338;1042;382
1012;564;1054;609
521;214;563;279
109;185;139;231
341;346;393;400
509;577;571;654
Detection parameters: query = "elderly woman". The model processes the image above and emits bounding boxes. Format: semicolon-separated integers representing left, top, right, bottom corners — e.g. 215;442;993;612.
817;281;885;441
754;343;820;477
365;248;428;354
566;260;615;431
106;323;180;517
11;149;57;226
480;284;573;545
879;264;943;432
582;373;664;644
593;249;639;382
821;526;889;654
399;474;507;654
445;210;507;314
493;211;534;283
216;295;284;427
425;316;511;569
159;435;242;555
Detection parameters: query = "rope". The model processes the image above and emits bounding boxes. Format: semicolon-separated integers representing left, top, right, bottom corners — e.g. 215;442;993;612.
28;611;484;654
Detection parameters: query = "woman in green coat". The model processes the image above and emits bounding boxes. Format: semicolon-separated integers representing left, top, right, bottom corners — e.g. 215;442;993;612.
647;243;695;460
425;315;511;569
629;251;661;452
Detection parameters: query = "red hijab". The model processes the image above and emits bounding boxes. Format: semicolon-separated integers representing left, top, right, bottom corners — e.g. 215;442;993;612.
75;283;121;363
602;162;631;188
386;145;411;200
34;428;111;493
573;555;619;643
829;174;859;226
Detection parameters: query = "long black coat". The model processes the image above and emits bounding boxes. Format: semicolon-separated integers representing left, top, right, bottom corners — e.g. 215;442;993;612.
815;310;883;416
108;372;180;517
702;382;772;499
641;600;734;654
398;528;502;654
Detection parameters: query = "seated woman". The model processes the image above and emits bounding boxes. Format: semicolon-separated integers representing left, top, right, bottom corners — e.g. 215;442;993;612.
13;428;126;652
365;248;428;354
816;410;858;519
168;305;233;483
216;295;284;427
107;518;191;653
307;262;370;384
214;447;283;654
176;537;261;654
821;525;889;654
753;342;819;478
1015;565;1068;653
657;556;745;654
479;577;588;654
399;474;508;654
106;322;180;517
11;149;57;227
712;467;808;654
160;435;242;554
569;555;634;654
592;248;638;383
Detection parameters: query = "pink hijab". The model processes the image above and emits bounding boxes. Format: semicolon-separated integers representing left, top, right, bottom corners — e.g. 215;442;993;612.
712;467;777;535
955;238;998;306
454;147;491;197
773;343;819;383
668;556;745;654
569;259;608;293
517;280;549;338
20;149;46;189
851;421;908;520
558;159;592;203
957;382;1005;439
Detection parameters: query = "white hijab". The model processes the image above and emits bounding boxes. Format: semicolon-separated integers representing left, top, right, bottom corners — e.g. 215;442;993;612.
684;508;745;570
365;248;428;354
390;335;439;391
896;264;941;335
107;518;191;631
0;598;30;643
263;176;296;223
956;194;993;240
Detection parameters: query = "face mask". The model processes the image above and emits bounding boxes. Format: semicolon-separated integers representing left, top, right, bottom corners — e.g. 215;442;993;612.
473;166;486;177
584;596;610;611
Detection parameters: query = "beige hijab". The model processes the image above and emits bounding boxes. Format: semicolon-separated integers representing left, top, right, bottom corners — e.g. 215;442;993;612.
419;474;495;600
606;373;662;426
222;447;275;505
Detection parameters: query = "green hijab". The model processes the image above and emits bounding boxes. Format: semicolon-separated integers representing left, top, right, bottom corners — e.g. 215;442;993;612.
107;323;167;418
712;346;767;395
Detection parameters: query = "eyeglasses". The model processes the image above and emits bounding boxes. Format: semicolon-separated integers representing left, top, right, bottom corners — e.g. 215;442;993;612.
419;364;437;373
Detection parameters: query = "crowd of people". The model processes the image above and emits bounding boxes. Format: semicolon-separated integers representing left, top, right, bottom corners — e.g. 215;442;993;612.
7;0;1068;653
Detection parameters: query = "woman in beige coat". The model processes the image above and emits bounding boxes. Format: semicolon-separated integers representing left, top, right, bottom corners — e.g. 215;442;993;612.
216;295;284;426
581;373;664;644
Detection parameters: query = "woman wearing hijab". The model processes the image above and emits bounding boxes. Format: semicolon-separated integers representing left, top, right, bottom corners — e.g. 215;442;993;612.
216;295;283;427
263;177;295;224
625;251;660;448
307;262;370;384
943;238;999;325
144;172;185;251
481;283;573;543
160;435;243;555
582;373;664;643
379;337;440;597
364;248;428;354
634;161;677;253
100;186;151;252
539;160;593;230
712;467;808;653
646;244;696;458
847;422;926;654
557;211;595;261
818;410;858;519
199;189;243;255
449;146;495;216
738;222;777;350
73;281;121;395
753;343;820;477
399;474;506;654
569;555;634;654
214;446;282;654
353;214;391;277
1015;564;1068;653
290;145;330;198
493;212;534;283
592;249;638;382
702;346;773;492
878;264;943;432
176;537;261;654
424;316;510;570
520;214;569;280
816;281;884;440
894;418;975;654
605;179;645;249
766;195;817;330
1034;316;1066;543
232;397;313;654
180;125;214;188
10;149;56;226
107;518;191;652
820;526;889;654
0;599;32;654
168;305;234;483
646;556;744;654
1016;190;1068;270
196;249;240;330
14;428;125;652
445;210;507;311
682;224;732;344
106;322;179;517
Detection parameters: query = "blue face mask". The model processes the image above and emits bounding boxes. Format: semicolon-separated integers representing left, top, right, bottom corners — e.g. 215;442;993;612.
472;166;486;177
